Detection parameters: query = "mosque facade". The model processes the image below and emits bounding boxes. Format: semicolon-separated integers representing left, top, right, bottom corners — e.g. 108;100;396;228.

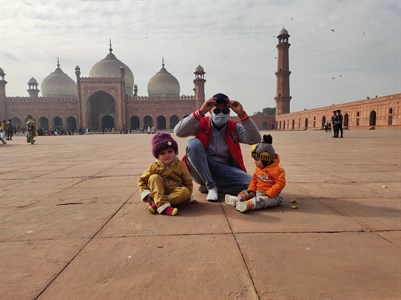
0;30;399;133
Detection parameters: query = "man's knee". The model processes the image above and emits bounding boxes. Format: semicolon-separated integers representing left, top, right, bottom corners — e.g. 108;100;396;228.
186;138;204;153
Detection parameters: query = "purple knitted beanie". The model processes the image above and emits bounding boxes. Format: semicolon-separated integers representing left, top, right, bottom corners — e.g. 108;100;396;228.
151;131;178;158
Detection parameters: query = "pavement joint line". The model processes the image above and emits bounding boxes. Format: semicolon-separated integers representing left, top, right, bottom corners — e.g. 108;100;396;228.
316;198;375;232
220;202;261;299
33;193;133;300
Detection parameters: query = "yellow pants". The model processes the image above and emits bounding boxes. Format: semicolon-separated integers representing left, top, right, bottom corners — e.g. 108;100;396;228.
148;174;191;207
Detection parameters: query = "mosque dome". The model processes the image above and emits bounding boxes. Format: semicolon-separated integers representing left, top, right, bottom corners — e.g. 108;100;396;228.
41;61;77;97
0;67;5;76
147;60;180;97
89;44;134;95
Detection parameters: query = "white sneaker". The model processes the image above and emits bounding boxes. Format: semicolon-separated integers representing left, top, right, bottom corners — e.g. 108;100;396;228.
225;195;238;206
207;186;219;202
236;201;249;213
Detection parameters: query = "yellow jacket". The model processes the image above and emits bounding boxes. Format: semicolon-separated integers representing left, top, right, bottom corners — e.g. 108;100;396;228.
138;157;193;200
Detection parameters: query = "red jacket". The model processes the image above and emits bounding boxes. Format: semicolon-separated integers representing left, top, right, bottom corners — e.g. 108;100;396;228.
183;116;246;172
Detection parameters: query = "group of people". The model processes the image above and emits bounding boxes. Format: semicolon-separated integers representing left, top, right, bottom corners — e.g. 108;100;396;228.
137;93;286;216
0;119;14;144
0;115;37;145
330;109;344;138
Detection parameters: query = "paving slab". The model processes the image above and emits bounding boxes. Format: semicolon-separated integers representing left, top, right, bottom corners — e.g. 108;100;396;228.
0;129;400;299
319;198;401;230
0;203;123;241
38;235;258;300
236;232;401;299
0;239;86;300
223;199;364;233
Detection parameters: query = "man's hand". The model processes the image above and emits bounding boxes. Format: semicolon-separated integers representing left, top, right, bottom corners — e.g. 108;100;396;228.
199;98;217;116
229;100;245;117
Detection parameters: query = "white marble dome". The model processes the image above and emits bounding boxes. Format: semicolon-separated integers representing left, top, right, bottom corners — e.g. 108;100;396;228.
147;62;180;97
41;63;77;97
89;47;134;95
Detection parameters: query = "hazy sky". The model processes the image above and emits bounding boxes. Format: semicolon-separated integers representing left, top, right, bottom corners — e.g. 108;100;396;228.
1;0;400;114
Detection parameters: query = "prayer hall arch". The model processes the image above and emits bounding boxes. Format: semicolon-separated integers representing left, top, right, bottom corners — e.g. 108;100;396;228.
53;116;63;130
101;115;114;130
38;117;49;131
130;116;140;130
170;115;179;129
157;115;166;130
88;91;116;131
144;115;153;129
67;117;77;131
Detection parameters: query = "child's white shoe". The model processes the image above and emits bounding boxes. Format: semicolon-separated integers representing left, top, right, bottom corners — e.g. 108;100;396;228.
225;194;238;206
236;201;249;213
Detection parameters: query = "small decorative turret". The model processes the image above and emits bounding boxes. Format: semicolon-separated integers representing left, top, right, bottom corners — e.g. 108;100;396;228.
134;84;138;96
27;77;40;97
75;65;81;78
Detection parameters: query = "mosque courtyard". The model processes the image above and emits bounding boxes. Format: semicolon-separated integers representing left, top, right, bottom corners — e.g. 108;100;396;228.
0;129;400;299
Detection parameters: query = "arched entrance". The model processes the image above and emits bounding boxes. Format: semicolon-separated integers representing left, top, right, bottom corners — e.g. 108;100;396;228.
369;111;376;126
101;115;114;130
131;116;140;130
157;115;166;130
88;91;115;131
67;117;77;131
53;116;63;130
38;117;49;130
170;115;179;129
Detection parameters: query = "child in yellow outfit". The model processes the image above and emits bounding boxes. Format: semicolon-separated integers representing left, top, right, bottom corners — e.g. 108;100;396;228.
138;131;194;216
225;134;286;212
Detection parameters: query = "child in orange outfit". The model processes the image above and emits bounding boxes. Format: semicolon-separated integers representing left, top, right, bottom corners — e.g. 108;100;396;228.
138;131;194;216
225;134;286;212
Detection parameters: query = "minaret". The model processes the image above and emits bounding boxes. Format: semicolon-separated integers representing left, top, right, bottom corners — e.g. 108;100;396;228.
27;77;40;97
275;28;292;115
0;67;7;120
193;64;206;109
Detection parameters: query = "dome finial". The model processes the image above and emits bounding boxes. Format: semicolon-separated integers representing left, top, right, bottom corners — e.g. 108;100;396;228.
57;57;60;68
162;56;165;67
109;39;113;53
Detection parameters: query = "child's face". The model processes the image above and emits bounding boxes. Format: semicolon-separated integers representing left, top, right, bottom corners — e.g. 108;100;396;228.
254;158;264;169
157;148;176;165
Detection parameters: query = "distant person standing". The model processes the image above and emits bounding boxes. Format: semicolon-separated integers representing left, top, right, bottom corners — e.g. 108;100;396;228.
331;110;339;138
6;119;13;140
26;115;37;144
336;110;343;138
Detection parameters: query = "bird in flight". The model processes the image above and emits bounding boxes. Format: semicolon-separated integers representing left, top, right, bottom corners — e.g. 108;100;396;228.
331;29;335;32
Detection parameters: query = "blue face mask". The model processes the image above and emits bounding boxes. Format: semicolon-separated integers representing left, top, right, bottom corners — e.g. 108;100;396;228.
212;113;229;127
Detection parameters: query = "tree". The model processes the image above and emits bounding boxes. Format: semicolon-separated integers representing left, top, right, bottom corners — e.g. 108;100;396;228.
253;107;276;116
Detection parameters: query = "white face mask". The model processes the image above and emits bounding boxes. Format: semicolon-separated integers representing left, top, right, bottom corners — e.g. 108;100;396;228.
212;113;229;127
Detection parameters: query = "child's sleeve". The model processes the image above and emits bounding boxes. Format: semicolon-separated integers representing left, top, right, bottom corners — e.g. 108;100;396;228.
266;167;286;198
247;170;258;192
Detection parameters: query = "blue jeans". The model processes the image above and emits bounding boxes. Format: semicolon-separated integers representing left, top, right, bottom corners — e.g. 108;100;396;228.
185;138;251;195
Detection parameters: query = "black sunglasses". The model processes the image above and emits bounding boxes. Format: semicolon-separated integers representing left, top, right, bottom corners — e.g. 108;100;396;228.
213;107;230;114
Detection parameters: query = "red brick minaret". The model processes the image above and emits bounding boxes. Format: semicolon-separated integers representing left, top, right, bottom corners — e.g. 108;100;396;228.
193;64;206;109
275;28;292;115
